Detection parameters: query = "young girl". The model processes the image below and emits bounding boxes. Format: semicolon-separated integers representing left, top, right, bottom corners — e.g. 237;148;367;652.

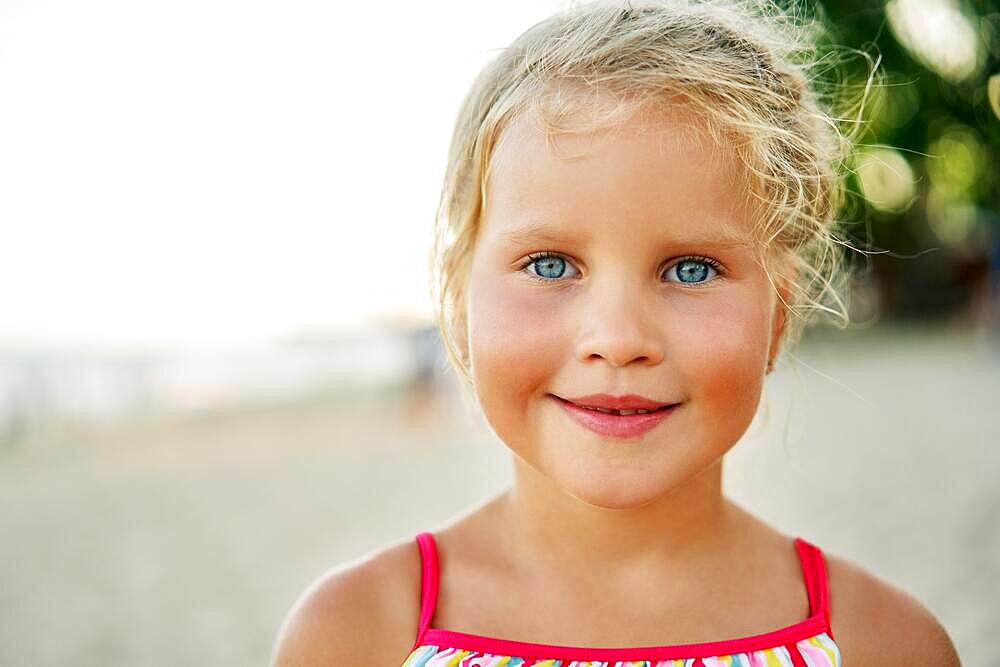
272;1;962;665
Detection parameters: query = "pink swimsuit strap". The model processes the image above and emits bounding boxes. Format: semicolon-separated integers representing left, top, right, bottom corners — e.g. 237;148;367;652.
411;530;834;659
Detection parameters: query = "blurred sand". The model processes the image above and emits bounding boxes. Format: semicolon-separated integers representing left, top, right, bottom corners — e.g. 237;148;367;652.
0;323;997;666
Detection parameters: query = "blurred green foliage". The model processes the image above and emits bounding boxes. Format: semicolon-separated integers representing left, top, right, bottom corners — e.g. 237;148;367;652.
812;0;998;319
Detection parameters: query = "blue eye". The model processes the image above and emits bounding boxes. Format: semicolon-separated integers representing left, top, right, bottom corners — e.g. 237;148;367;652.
520;252;722;285
522;253;580;281
667;257;721;284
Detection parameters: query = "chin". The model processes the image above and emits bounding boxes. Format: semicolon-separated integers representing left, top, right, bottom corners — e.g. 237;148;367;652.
557;472;675;511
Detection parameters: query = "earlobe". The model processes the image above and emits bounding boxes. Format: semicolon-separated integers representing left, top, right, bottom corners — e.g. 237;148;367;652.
766;311;782;373
767;282;792;373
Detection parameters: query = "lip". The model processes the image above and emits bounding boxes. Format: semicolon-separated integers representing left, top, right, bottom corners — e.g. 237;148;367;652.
559;393;672;411
552;395;678;439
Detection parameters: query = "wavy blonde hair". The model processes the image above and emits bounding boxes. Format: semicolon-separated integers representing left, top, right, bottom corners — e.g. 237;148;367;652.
429;0;873;390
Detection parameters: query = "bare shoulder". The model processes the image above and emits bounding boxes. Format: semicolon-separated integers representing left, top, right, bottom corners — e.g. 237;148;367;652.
825;551;962;666
269;537;423;666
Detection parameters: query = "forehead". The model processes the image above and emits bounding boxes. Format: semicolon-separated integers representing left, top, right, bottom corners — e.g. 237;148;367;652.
481;103;755;246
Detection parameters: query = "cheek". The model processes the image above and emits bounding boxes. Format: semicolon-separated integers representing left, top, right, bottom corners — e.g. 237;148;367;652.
677;291;771;421
467;274;567;401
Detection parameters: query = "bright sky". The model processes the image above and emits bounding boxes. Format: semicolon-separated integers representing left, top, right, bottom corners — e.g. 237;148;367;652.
0;0;562;347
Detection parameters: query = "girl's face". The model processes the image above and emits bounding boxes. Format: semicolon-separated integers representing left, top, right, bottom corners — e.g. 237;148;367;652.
465;105;786;510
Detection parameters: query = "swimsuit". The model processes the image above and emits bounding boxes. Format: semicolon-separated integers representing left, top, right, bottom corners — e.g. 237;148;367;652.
401;531;841;666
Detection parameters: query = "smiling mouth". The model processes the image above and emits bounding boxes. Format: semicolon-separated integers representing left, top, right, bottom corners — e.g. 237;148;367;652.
551;394;679;439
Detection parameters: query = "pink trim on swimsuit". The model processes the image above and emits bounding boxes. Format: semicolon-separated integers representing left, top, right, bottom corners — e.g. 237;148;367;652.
406;530;838;665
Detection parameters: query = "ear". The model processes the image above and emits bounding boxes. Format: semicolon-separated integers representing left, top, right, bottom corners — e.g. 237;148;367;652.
767;271;795;372
767;299;785;371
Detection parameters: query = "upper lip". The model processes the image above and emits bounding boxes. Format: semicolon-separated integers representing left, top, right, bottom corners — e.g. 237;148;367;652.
555;393;676;411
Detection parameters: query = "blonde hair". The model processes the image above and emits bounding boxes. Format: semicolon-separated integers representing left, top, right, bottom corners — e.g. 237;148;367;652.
430;0;873;390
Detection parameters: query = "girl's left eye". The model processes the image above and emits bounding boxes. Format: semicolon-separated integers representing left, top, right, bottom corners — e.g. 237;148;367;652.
665;256;722;284
519;252;723;285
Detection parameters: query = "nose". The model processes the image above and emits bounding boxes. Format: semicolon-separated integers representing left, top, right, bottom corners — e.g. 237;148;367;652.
574;278;665;368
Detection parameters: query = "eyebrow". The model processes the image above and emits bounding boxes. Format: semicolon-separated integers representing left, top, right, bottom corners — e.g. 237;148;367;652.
496;222;751;248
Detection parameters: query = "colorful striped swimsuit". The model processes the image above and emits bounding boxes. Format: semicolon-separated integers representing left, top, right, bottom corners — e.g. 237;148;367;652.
401;531;841;667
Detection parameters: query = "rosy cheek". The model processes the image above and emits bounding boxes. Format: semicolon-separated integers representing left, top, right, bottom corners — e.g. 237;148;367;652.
692;303;770;406
468;277;565;395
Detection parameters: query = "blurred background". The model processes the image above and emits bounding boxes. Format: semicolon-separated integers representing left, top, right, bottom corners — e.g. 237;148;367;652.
0;0;997;665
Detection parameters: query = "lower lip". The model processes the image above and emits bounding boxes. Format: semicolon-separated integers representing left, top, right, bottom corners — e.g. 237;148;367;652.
553;396;678;439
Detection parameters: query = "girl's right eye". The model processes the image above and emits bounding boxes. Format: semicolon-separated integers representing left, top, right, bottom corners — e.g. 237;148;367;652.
520;252;580;282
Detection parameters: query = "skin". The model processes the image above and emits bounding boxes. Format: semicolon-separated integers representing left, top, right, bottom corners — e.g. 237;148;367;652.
269;100;963;665
463;102;788;580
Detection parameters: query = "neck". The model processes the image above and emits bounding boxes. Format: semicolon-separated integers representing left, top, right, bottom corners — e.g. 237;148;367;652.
496;457;737;591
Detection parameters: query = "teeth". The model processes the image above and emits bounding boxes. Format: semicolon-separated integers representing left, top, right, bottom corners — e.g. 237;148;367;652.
582;406;655;415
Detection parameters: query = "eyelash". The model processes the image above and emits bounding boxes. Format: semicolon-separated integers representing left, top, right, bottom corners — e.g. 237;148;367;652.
518;252;724;286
